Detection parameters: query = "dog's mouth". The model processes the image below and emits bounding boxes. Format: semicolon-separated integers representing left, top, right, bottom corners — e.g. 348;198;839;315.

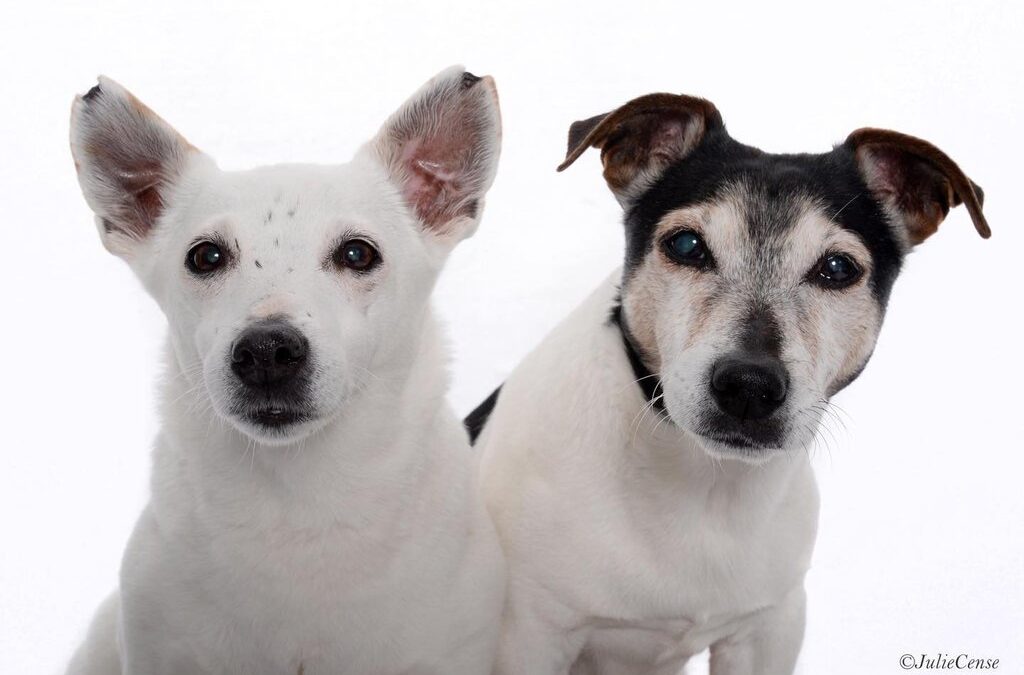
226;374;319;435
225;394;321;442
215;394;332;445
695;429;778;457
246;407;309;428
225;403;323;445
697;429;763;449
690;411;789;458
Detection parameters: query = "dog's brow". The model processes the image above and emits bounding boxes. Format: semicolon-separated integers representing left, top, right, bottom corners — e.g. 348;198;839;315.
653;206;709;237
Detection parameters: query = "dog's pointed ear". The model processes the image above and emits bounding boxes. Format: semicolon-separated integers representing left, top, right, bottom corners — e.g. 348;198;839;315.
70;77;202;258
557;93;723;205
846;128;990;245
371;66;501;242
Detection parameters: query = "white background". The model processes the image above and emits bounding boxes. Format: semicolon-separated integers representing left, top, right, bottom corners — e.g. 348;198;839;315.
1;1;1022;673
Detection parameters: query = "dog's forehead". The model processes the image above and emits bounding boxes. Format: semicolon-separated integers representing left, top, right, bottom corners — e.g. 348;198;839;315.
179;162;402;239
223;164;388;217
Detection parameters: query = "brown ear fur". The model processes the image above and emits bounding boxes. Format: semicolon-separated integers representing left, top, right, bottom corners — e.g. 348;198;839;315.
557;93;722;202
846;128;990;244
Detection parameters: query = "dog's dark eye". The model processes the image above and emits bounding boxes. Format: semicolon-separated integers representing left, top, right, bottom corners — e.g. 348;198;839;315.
811;253;862;289
186;241;226;275
663;230;710;267
334;239;380;272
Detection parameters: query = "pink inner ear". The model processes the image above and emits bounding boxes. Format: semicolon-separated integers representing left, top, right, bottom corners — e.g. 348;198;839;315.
380;73;498;233
398;136;468;230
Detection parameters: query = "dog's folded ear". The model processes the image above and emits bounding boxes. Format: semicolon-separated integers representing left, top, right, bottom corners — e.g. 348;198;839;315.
70;78;202;258
557;93;723;205
846;128;990;245
370;66;501;241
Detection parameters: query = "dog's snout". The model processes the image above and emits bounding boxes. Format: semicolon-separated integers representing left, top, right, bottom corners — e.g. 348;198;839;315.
710;355;788;421
231;320;309;388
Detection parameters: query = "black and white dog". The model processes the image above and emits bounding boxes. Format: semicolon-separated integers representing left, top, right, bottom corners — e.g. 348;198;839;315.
471;93;989;674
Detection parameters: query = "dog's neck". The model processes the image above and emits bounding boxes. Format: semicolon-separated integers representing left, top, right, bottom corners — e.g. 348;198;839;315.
609;302;665;414
625;398;810;516
155;305;454;527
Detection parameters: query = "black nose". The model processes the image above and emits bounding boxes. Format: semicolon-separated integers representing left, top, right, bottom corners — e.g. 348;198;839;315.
230;320;309;388
710;355;788;421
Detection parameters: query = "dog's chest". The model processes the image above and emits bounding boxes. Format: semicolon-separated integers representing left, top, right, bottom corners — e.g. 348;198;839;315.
132;513;424;671
566;471;818;665
624;475;814;616
127;475;486;674
527;450;819;626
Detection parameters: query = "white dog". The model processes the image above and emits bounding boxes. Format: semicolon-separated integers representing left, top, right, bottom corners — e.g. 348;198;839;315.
470;93;989;673
66;67;505;675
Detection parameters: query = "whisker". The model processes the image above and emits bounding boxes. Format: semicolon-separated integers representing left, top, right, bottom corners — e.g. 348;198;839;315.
831;193;862;221
629;377;667;446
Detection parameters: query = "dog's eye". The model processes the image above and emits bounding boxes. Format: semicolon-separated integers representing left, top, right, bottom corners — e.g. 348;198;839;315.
811;253;862;289
186;241;226;275
334;239;380;272
663;230;710;267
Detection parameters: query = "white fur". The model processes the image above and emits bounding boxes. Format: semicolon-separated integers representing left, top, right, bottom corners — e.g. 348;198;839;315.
66;67;505;675
479;273;820;674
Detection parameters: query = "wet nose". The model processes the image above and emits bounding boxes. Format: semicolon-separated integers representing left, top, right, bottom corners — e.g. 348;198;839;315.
230;320;309;388
709;355;788;421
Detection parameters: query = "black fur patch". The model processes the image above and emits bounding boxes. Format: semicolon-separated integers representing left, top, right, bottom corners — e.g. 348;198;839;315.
82;84;103;102
464;385;502;445
739;305;783;357
609;303;666;413
623;129;903;308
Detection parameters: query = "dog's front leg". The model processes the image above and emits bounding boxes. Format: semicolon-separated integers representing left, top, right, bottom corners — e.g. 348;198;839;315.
493;586;588;675
119;593;206;675
708;585;806;675
117;510;208;675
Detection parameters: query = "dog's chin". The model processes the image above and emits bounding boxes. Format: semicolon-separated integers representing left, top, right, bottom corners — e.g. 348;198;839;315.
664;403;794;465
691;433;785;465
227;408;330;447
